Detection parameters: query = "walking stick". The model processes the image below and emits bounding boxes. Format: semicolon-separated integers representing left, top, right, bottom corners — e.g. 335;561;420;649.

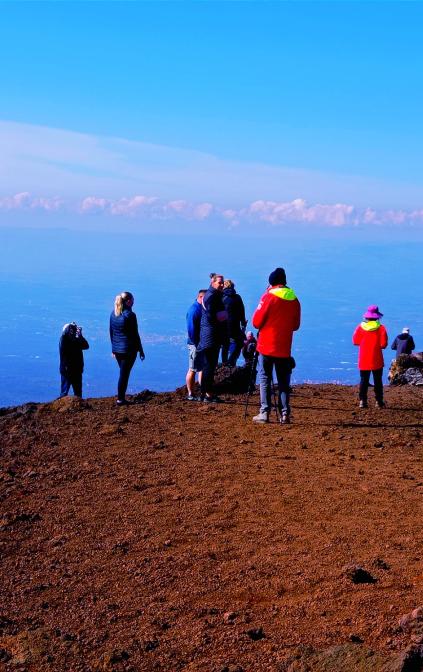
243;348;259;420
271;377;280;421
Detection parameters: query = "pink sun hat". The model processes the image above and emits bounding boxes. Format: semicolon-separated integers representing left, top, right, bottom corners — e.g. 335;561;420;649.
363;304;383;319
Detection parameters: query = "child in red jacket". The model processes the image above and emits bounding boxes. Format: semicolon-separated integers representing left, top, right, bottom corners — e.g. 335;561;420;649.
352;305;388;409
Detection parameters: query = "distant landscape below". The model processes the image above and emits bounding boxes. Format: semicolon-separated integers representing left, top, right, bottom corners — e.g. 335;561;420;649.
1;226;422;407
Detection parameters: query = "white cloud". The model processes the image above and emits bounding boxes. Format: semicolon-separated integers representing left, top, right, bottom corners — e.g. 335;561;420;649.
1;191;423;228
0;191;64;212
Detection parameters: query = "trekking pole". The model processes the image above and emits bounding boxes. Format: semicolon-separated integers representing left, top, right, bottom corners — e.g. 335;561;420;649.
271;377;280;422
243;348;259;420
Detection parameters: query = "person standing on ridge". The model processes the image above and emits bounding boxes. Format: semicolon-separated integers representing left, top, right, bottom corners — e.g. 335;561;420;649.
352;305;388;409
252;267;301;425
221;279;248;367
59;322;89;398
185;288;207;400
109;291;145;406
197;273;228;403
242;331;257;365
391;327;415;358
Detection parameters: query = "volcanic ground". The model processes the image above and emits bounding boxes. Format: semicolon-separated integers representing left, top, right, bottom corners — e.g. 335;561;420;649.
1;382;422;671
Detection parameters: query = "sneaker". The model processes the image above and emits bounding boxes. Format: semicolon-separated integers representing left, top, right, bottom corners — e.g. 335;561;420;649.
375;401;386;408
116;399;129;406
280;413;291;425
186;395;198;401
253;411;269;423
359;400;368;409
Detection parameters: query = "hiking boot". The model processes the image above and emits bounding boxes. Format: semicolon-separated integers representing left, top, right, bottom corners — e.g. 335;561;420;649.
359;400;368;409
116;399;129;406
253;411;269;423
280;413;291;425
375;400;386;408
202;395;222;404
186;395;199;401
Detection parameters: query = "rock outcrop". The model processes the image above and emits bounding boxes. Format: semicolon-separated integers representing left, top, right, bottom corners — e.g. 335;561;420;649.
388;353;423;386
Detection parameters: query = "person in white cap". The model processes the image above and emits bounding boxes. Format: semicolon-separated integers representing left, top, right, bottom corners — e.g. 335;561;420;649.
391;327;415;358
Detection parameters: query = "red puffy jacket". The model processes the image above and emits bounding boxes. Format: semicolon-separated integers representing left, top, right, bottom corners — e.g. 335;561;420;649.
352;322;388;370
252;285;301;357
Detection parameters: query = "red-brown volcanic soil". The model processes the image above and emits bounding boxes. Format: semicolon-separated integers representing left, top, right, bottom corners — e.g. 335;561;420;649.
1;383;422;671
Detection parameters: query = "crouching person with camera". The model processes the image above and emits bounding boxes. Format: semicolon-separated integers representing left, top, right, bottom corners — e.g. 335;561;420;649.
252;267;301;425
59;322;89;398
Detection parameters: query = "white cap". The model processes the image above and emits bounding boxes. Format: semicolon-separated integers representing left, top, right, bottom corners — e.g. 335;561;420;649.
402;327;410;333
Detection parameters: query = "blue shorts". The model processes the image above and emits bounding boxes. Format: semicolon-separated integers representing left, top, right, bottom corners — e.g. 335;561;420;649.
188;344;203;372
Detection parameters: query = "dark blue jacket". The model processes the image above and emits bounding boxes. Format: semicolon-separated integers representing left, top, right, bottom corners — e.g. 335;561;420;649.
391;333;415;357
110;309;143;355
186;301;202;346
198;286;228;351
59;333;89;374
222;287;247;340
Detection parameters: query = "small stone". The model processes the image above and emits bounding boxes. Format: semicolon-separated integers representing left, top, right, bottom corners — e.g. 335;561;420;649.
144;640;159;652
246;627;265;641
349;634;364;643
109;649;130;663
0;649;12;663
373;557;390;570
223;611;237;624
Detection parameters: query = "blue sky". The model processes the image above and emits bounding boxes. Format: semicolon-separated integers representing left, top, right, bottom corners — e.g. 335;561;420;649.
1;1;423;229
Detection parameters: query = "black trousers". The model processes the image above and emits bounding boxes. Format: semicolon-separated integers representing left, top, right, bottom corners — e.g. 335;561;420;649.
359;368;384;403
60;372;82;397
115;352;137;401
200;346;220;395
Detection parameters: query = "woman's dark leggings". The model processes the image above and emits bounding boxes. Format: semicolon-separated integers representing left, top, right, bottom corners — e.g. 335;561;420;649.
359;368;384;403
200;346;220;396
114;352;137;401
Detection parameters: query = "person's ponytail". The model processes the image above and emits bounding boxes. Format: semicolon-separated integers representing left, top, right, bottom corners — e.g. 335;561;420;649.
114;295;124;316
114;291;134;316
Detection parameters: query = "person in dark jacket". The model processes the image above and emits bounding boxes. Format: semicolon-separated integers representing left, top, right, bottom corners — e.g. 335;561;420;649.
185;289;206;400
59;322;89;398
242;331;257;364
197;273;228;402
221;279;247;367
391;327;415;358
109;291;145;406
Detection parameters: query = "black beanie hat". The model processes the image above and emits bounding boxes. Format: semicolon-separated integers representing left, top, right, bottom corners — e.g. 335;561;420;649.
268;267;286;286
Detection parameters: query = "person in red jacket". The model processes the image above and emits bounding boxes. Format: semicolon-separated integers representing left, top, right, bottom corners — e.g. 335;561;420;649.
252;267;301;424
352;305;388;409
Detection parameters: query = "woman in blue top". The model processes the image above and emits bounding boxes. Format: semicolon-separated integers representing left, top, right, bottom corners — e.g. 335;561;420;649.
109;291;145;405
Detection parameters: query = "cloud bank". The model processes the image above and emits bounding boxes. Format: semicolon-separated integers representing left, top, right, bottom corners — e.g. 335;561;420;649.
2;120;423;229
1;191;423;228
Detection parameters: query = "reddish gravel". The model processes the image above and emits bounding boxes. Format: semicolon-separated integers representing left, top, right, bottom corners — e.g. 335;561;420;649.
1;383;422;671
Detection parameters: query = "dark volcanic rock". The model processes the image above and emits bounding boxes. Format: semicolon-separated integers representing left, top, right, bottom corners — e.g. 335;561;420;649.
344;564;377;584
245;627;265;641
389;354;423;386
278;642;423;671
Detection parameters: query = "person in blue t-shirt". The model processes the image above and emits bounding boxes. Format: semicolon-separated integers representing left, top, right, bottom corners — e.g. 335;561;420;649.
185;289;206;400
